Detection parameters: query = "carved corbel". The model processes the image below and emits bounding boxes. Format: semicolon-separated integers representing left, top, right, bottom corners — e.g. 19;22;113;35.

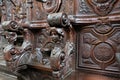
3;31;20;71
1;20;35;71
47;12;74;79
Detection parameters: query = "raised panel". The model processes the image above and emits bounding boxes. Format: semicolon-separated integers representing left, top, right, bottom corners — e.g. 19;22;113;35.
76;25;120;75
76;0;120;16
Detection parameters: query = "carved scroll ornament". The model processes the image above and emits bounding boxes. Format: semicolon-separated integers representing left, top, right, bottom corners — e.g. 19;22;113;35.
42;0;61;13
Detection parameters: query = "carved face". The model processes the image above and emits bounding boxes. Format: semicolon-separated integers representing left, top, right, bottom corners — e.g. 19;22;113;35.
50;31;59;43
94;0;108;3
5;32;17;43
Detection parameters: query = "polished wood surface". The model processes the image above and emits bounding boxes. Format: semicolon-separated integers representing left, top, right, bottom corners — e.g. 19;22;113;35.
74;0;120;76
64;55;120;80
0;0;120;79
65;71;120;80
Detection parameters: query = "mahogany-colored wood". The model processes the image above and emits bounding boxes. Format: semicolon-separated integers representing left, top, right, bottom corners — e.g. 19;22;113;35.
74;0;120;76
0;0;120;80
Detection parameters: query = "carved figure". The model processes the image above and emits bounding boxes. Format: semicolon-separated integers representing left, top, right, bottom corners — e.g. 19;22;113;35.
0;0;74;79
3;32;20;71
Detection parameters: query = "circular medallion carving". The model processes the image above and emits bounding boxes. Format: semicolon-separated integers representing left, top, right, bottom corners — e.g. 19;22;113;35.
42;0;61;13
94;23;113;34
93;43;114;63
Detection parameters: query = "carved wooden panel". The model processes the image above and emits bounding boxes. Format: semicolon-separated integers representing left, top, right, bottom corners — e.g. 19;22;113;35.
60;0;74;15
76;22;120;75
74;0;120;76
75;0;120;17
1;0;120;79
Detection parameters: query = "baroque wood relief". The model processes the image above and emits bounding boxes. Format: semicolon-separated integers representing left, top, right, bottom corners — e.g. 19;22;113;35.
79;0;92;14
77;23;120;74
74;1;120;75
76;0;120;17
0;0;75;80
87;0;118;16
60;0;74;15
42;0;61;13
1;0;120;79
94;22;113;34
33;0;62;20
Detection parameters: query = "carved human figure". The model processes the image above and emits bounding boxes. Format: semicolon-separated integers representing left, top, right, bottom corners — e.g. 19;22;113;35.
41;28;64;65
3;32;20;71
42;28;64;54
50;28;63;45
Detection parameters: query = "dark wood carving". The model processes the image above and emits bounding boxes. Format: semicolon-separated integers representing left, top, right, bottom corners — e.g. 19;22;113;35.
0;0;75;80
74;0;120;76
87;0;118;16
0;0;120;80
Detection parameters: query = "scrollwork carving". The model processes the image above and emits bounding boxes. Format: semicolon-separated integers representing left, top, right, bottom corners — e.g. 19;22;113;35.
0;0;74;79
42;0;61;13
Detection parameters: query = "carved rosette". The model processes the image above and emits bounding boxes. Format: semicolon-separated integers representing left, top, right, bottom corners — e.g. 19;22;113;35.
42;0;61;13
91;42;115;69
87;0;118;16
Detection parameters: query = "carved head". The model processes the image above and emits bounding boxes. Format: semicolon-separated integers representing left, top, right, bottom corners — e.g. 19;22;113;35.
50;28;63;43
3;44;20;61
50;28;60;42
5;32;17;43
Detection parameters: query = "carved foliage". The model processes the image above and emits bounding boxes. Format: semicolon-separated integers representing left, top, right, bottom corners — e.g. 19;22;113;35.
87;0;118;16
79;0;92;14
